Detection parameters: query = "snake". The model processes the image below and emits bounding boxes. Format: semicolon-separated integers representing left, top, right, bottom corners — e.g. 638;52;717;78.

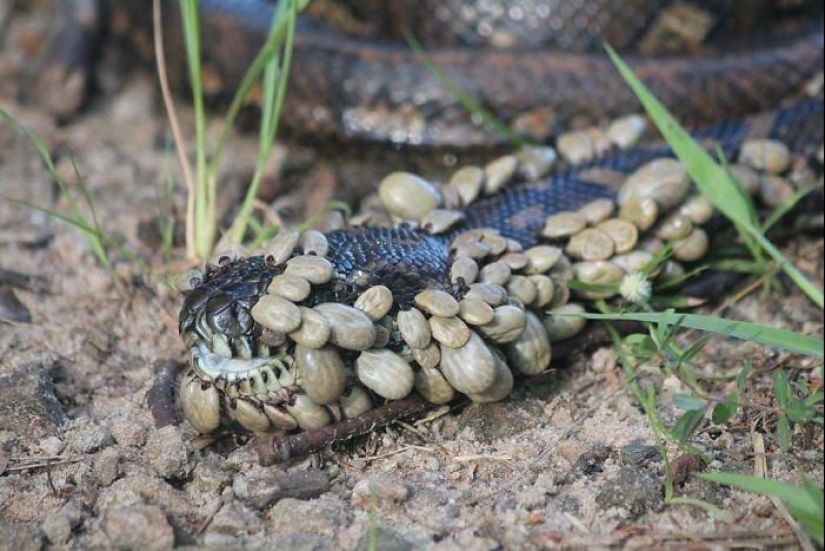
176;98;824;439
163;1;825;441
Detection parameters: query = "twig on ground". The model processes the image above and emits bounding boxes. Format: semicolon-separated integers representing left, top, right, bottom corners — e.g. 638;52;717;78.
255;394;434;465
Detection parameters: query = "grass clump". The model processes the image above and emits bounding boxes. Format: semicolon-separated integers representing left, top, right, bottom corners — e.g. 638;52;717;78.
0;109;149;288
155;0;308;262
2;0;307;286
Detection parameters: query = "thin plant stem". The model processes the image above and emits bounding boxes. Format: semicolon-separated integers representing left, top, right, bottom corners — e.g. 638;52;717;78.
230;0;299;243
153;0;197;260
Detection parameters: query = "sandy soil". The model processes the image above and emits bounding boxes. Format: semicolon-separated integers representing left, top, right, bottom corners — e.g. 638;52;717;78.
0;5;822;550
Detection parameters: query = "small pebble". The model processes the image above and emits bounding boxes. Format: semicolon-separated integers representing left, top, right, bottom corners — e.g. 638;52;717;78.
103;504;175;551
351;475;410;507
0;521;43;551
269;497;351;538
38;436;64;456
108;412;151;448
206;500;263;537
621;442;661;466
93;446;122;487
188;455;233;495
41;513;72;545
62;417;112;454
595;466;664;518
41;501;85;546
203;533;242;548
144;425;191;480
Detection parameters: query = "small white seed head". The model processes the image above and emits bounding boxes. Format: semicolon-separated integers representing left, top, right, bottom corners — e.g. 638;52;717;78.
619;272;652;304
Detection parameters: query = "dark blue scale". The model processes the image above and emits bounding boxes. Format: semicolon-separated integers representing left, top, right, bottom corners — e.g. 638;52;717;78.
324;226;453;308
460;98;823;245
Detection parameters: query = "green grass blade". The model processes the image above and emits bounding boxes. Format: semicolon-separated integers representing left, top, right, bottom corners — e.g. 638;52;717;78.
701;475;820;512
207;0;308;178
179;0;214;259
745;229;824;307
580;310;824;358
1;108;116;274
1;109;56;172
605;46;752;224
7;198;98;236
176;0;306;256
701;473;823;545
69;157;112;268
4;196;152;275
229;0;299;243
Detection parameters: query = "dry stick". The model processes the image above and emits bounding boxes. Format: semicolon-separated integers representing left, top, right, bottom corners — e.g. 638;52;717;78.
153;0;197;260
558;528;798;549
243;471;331;509
255;395;434;466
252;321;641;467
195;502;224;536
4;455;88;473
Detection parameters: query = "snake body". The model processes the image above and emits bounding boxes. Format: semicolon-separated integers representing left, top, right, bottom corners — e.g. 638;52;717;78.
177;97;824;437
134;0;824;152
164;1;825;438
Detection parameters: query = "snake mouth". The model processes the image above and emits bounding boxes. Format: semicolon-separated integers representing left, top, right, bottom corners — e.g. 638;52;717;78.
175;101;824;438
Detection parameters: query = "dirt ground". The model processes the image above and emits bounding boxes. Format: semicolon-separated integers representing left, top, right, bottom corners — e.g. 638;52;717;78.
1;6;823;551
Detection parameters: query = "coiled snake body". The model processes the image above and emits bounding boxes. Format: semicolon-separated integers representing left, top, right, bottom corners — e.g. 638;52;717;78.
138;0;824;149
172;1;824;443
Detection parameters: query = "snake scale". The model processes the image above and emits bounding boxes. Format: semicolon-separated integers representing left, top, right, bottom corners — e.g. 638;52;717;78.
166;1;825;444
